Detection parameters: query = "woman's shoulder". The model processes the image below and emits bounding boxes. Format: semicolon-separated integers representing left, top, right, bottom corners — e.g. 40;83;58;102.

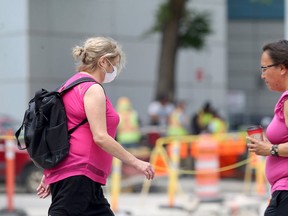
277;91;288;105
275;90;288;119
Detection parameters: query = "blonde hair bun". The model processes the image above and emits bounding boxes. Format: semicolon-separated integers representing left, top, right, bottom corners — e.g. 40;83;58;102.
72;46;85;60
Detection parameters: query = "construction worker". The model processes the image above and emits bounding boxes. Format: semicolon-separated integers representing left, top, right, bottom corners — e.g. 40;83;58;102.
167;100;189;136
207;110;228;134
167;100;190;166
116;97;142;149
207;110;232;178
191;102;214;134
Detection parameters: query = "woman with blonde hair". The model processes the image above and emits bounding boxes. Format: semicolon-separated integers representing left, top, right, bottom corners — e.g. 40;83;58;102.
36;36;155;216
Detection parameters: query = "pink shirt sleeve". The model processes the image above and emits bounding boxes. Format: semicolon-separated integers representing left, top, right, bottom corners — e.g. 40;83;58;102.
275;91;288;120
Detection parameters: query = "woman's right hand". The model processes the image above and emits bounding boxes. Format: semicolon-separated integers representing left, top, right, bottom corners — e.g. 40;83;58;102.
37;175;51;199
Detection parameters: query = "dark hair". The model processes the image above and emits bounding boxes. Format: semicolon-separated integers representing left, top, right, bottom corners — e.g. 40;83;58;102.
262;40;288;68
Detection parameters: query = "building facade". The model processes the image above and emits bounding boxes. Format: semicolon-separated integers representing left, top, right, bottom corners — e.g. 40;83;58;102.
227;0;285;129
3;0;284;130
0;0;227;127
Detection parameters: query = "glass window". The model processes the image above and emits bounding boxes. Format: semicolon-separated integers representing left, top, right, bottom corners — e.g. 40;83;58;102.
228;0;284;20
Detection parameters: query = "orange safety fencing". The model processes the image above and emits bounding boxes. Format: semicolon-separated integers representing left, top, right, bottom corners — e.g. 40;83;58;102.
163;133;248;178
144;132;267;207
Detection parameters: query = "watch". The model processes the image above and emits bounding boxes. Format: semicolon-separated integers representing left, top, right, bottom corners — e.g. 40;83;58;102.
270;145;279;156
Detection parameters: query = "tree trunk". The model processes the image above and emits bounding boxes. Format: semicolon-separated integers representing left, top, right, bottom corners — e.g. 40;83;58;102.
155;0;185;101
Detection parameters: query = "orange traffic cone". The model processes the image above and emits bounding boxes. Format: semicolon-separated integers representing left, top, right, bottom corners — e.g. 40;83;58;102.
153;153;169;176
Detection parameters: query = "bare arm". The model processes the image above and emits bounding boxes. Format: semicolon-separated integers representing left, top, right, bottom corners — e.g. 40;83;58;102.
247;136;288;157
246;100;288;157
84;84;154;179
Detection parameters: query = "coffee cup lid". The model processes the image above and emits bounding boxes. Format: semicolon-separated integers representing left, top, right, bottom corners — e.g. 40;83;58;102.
247;125;262;131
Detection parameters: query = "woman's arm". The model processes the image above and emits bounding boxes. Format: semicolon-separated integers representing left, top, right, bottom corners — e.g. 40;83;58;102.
84;84;154;180
247;136;288;157
247;100;288;157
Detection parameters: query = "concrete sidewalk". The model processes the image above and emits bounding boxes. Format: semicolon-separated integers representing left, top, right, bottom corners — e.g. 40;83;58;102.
0;178;269;216
0;193;267;216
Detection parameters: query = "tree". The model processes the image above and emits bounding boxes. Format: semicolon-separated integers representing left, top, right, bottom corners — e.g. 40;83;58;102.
148;0;211;101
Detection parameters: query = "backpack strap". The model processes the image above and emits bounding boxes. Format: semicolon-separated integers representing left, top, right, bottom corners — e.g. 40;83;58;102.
60;77;97;94
68;118;88;135
60;76;101;134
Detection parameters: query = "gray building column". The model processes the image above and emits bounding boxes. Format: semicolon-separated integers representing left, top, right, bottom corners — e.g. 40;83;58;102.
0;0;29;120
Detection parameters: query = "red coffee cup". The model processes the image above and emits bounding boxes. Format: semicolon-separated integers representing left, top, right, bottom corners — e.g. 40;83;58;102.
247;125;263;141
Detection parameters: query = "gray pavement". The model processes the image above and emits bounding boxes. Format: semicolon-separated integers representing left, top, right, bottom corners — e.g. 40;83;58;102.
0;178;269;216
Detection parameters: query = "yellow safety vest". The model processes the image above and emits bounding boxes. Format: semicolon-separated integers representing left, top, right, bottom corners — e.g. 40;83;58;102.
117;110;141;144
167;109;188;136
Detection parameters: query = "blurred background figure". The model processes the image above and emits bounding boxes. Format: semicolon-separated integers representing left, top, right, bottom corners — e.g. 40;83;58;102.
167;100;190;169
167;100;189;136
207;110;230;178
116;97;142;149
207;110;228;134
190;101;214;134
148;94;175;128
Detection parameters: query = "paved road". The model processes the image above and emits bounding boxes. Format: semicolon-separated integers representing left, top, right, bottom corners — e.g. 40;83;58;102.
0;178;269;216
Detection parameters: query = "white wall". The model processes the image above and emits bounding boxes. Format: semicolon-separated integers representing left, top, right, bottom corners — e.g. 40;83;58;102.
178;0;227;118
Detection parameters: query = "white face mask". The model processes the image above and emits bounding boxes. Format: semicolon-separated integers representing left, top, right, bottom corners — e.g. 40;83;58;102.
103;66;118;83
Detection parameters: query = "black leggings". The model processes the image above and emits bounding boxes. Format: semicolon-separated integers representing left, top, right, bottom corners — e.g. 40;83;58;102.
264;190;288;216
48;176;114;216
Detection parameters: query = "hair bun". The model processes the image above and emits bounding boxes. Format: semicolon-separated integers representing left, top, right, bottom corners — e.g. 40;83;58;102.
72;46;85;60
79;47;84;56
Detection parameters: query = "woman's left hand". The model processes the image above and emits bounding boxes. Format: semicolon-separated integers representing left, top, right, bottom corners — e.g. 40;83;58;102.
246;136;272;156
133;159;155;180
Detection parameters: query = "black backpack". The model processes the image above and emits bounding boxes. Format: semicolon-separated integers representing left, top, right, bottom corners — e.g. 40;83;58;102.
15;77;96;169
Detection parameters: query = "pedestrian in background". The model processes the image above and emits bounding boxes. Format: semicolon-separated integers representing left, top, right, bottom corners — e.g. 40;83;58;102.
207;110;228;134
148;94;174;128
167;100;189;136
190;101;214;134
247;39;288;216
36;36;155;216
116;96;142;149
167;100;190;168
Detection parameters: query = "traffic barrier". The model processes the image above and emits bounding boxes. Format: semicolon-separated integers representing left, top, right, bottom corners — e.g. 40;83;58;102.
154;155;169;176
191;133;247;178
141;133;251;208
217;134;246;178
110;133;259;211
167;142;189;159
0;131;28;216
244;152;267;196
194;134;221;202
5;130;15;212
150;144;170;176
110;158;122;212
167;140;181;207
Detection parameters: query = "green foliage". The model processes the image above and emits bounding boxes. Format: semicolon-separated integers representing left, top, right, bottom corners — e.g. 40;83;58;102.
149;1;171;32
147;0;211;50
179;10;211;49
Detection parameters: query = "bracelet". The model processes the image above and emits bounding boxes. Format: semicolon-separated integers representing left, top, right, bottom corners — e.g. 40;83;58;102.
270;145;279;156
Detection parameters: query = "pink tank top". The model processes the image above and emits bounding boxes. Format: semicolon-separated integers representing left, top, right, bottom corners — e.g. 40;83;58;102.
266;91;288;193
44;73;119;185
